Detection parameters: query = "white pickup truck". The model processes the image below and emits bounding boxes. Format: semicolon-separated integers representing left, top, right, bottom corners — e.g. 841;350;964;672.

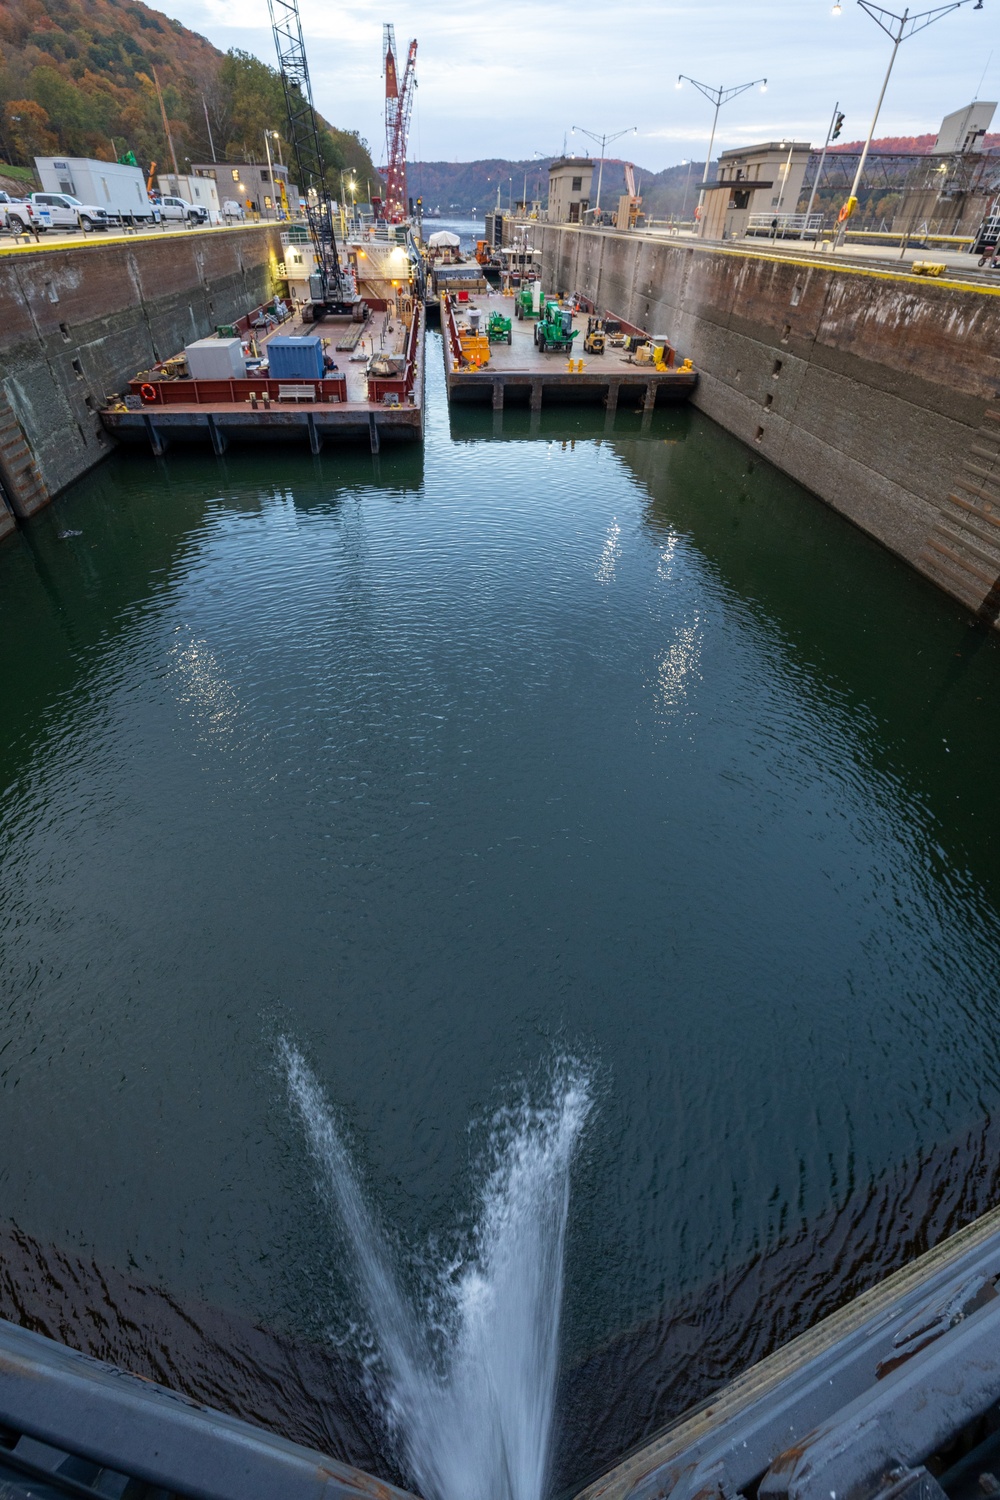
29;191;118;231
0;191;47;234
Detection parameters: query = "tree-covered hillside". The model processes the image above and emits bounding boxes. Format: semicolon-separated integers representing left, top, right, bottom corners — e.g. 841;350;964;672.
0;0;379;190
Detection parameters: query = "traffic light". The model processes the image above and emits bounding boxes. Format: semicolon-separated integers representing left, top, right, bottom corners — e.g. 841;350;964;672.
832;112;846;140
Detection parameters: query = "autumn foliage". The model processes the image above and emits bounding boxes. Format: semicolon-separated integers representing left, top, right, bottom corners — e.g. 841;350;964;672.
0;0;379;188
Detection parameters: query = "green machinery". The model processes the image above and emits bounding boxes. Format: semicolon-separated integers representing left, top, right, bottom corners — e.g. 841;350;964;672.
515;281;543;319
533;300;579;354
487;311;512;344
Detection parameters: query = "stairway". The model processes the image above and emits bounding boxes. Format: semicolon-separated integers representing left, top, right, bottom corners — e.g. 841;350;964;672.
0;388;49;520
917;394;1000;623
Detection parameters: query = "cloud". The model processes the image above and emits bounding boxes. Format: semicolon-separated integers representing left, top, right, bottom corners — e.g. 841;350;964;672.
145;0;996;170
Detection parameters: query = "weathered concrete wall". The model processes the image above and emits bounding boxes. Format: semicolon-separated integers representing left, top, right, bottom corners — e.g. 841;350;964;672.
538;225;1000;621
0;226;284;524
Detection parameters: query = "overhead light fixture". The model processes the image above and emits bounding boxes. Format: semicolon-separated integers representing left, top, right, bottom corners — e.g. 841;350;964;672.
676;77;683;88
760;80;768;91
832;1;842;12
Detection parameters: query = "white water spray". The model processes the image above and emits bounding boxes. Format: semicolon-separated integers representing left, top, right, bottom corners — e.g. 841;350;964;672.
280;1040;591;1500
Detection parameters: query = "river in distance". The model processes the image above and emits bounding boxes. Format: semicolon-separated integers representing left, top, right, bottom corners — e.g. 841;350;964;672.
2;298;1000;1495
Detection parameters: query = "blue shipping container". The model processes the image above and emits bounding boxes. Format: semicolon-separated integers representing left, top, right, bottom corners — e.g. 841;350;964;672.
267;336;324;380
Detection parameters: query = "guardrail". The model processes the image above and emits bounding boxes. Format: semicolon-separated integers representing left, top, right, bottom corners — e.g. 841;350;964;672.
131;377;348;405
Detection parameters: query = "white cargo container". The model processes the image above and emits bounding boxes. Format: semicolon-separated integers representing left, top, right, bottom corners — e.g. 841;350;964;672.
157;174;221;221
34;157;157;224
184;338;246;380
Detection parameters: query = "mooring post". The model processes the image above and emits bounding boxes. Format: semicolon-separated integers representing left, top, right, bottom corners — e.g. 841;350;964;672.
369;412;380;454
307;414;322;455
605;382;619;415
492;381;504;412
143;414;166;457
530;381;543;412
206;414;227;457
644;381;657;413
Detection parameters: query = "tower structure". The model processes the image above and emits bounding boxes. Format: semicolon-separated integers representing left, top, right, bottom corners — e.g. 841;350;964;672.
382;24;417;221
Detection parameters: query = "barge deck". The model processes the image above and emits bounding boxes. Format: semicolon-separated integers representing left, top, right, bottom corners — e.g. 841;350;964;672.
441;289;698;409
101;297;424;453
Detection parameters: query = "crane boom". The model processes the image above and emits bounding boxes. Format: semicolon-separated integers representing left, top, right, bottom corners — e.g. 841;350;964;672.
268;0;354;311
383;25;417;222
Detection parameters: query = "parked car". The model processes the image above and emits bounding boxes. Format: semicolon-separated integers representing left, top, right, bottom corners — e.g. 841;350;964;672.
222;199;245;222
29;192;117;231
0;191;47;234
159;195;209;224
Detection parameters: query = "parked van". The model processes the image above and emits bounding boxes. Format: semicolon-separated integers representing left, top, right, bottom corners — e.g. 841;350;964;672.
222;199;245;222
34;157;157;225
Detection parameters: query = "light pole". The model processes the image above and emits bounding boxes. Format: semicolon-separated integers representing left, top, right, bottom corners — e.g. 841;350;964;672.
803;101;844;234
675;75;767;236
833;0;983;246
571;124;637;217
679;159;694;222
263;129;276;220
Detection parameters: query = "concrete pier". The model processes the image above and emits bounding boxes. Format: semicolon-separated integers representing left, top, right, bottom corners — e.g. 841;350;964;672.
536;222;1000;625
0;224;284;516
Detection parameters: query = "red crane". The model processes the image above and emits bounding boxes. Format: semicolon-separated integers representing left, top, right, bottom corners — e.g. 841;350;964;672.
382;23;417;222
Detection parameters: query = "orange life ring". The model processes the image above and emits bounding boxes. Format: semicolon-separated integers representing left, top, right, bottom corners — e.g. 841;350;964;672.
837;204;850;223
140;382;157;403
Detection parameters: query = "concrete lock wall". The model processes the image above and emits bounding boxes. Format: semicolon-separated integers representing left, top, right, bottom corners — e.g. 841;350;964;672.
537;224;1000;624
0;225;284;540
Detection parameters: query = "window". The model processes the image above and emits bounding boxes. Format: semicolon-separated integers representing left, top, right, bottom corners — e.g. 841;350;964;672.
264;195;272;209
232;169;240;181
261;169;270;181
571;176;582;192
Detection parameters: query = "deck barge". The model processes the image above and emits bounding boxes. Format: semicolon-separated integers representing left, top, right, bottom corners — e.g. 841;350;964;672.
101;296;424;453
441;289;698;410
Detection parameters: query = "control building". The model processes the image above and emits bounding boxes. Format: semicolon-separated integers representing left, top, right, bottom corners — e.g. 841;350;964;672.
190;161;299;217
546;158;594;224
701;141;812;239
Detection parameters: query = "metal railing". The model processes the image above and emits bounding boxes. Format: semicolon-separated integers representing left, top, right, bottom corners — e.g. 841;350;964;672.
746;213;824;237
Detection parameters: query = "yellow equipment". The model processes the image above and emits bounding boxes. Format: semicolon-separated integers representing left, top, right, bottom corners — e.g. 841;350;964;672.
583;317;606;355
459;331;490;367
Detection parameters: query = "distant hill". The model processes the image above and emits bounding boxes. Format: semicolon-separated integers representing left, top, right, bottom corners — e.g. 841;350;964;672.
410;157;704;221
0;0;379;189
831;131;1000;154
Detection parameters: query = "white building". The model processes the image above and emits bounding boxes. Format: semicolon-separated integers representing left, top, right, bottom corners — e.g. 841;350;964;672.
701;142;813;240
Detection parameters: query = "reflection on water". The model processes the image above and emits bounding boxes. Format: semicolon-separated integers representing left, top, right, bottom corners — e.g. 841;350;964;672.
1;334;1000;1492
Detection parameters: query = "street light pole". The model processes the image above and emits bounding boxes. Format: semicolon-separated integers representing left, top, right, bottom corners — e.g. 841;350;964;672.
834;0;982;246
676;75;767;236
263;128;276;220
571;124;637;217
803;100;841;233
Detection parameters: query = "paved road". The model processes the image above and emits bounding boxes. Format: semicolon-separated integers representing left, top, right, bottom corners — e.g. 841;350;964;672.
0;220;276;257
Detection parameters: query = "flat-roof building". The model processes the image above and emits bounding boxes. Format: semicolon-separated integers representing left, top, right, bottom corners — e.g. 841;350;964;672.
190;162;300;217
546;158;594;224
701;142;812;240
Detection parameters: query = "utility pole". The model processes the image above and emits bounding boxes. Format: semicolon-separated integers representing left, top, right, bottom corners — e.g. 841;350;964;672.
803;102;843;234
152;67;180;187
833;0;982;247
202;94;217;162
676;75;767;236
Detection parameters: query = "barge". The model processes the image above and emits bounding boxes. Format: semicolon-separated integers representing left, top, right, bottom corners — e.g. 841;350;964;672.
101;294;424;454
441;287;698;410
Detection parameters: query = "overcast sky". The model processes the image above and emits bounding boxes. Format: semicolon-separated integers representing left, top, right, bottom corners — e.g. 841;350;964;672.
151;0;997;170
